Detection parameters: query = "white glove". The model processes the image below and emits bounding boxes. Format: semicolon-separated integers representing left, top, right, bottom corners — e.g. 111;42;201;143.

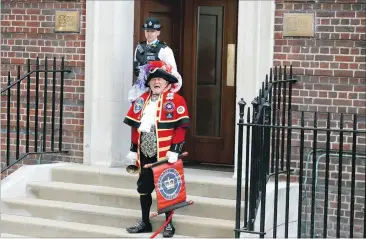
166;151;179;163
126;151;137;165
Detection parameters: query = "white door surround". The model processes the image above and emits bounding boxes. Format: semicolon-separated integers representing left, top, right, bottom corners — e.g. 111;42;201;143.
84;1;275;177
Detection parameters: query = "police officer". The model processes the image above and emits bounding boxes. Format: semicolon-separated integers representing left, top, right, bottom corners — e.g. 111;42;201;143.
131;17;182;102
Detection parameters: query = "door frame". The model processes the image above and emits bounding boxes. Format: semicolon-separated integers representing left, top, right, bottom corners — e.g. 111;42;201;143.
131;0;276;172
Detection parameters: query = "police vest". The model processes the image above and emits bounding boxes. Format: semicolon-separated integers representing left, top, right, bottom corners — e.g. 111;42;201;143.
135;41;168;66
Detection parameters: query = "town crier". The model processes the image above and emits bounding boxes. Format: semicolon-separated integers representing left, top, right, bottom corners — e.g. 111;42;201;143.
123;60;189;237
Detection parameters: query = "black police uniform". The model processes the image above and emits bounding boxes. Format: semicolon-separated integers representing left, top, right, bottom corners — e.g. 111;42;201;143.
134;40;168;76
133;17;169;76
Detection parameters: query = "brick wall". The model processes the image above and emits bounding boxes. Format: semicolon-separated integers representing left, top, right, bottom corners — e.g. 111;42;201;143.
273;0;365;237
274;0;366;114
1;0;86;177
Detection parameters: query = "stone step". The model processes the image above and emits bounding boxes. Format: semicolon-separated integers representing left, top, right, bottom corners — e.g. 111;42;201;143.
51;163;240;200
1;214;189;238
2;197;235;238
0;233;32;238
26;181;242;221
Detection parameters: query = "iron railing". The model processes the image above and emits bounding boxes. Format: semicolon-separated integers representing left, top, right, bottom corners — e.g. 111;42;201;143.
1;57;71;173
234;66;366;238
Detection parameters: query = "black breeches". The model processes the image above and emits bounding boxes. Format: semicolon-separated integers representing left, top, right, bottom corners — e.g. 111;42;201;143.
137;153;157;195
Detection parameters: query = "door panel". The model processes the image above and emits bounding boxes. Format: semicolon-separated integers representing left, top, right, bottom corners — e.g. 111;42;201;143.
195;6;223;138
182;0;238;165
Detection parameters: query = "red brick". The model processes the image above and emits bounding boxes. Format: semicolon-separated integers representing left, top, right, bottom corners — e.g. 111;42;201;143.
12;9;26;14
336;11;356;18
335;56;354;62
314;69;333;76
354;71;366;78
27;9;41;15
353;100;366;107
10;58;25;64
356;26;366;33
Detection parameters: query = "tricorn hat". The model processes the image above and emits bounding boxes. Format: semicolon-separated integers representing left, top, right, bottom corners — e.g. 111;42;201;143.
142;17;162;30
145;61;178;87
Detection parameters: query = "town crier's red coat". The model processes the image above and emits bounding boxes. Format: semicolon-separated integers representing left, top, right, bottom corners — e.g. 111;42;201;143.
123;89;189;163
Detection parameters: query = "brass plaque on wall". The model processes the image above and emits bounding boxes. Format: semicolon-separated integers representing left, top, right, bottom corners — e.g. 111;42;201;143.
226;44;236;87
283;13;314;37
55;11;80;33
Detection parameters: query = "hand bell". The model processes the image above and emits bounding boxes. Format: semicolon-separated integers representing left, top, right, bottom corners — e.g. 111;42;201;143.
126;164;139;174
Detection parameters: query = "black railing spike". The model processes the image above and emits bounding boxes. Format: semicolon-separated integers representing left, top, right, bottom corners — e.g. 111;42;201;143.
284;65;287;82
265;74;269;90
238;98;246;120
251;96;259;106
247;107;251;123
284;65;287;80
290;65;293;79
279;65;282;81
274;66;278;82
269;68;273;83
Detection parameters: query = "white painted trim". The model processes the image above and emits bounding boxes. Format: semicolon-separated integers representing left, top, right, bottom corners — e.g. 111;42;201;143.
233;0;275;179
84;1;135;167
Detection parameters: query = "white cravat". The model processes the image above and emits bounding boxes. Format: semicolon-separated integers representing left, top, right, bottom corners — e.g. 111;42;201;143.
138;99;158;132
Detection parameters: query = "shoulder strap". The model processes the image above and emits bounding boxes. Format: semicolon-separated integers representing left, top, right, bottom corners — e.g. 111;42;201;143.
156;40;168;49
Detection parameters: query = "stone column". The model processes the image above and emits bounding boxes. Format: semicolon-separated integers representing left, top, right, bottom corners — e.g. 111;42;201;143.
233;0;275;179
83;1;134;167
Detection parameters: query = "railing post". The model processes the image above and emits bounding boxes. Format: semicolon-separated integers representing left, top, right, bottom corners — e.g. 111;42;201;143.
297;111;305;238
43;57;48;152
248;96;259;231
336;113;344;238
243;107;251;229
349;113;357;238
259;100;271;238
310;112;318;238
59;57;65;151
51;57;56;151
26;59;31;153
35;57;40;152
235;98;246;238
16;66;21;160
6;72;11;166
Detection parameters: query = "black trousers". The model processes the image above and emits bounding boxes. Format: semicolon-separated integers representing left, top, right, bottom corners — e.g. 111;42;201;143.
137;152;173;224
137;153;157;195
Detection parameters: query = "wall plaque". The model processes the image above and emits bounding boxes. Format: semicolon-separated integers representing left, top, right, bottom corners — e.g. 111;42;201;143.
226;44;236;87
283;13;314;37
55;11;80;33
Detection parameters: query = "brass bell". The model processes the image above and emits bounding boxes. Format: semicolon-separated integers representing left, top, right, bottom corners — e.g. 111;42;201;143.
126;164;139;174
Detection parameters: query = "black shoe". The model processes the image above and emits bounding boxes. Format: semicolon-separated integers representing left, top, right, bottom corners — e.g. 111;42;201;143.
163;222;175;238
126;220;152;233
